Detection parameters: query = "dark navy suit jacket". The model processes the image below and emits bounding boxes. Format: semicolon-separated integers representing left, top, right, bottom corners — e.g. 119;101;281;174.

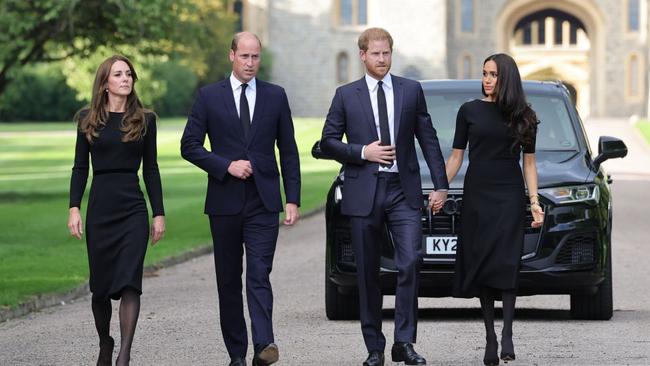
181;78;300;215
320;75;448;216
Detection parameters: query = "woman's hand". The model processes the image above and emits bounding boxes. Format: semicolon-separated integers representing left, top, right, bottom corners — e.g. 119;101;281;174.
68;207;83;239
531;203;544;228
150;215;165;246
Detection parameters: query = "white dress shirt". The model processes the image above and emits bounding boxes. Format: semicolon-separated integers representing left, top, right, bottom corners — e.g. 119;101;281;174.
229;73;256;121
362;73;398;173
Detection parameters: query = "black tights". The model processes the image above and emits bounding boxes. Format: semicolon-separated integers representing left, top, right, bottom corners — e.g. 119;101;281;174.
91;289;141;366
479;287;516;357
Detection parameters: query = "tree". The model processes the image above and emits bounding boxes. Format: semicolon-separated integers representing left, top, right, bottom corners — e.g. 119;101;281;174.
0;0;237;96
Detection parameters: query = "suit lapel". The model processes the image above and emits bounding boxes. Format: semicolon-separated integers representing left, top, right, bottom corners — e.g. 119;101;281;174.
248;80;266;146
220;81;246;143
355;78;379;141
392;75;404;141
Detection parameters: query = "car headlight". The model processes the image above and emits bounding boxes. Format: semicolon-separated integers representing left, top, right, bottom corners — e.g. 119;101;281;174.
539;184;600;205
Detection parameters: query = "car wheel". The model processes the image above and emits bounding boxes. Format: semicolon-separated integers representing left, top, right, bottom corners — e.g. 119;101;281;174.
569;243;613;320
325;271;360;320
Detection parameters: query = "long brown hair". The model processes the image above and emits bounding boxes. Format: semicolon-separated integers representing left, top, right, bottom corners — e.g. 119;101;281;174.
482;53;538;151
75;55;147;143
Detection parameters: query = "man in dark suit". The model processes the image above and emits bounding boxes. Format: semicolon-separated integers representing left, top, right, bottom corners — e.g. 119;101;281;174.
181;32;300;366
321;28;448;366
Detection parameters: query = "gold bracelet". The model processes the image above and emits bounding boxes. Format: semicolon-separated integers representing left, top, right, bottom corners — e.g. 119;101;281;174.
530;202;540;207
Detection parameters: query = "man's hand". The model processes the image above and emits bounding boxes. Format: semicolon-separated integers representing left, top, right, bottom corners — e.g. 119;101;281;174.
364;140;395;165
427;190;448;215
228;160;253;180
284;203;300;226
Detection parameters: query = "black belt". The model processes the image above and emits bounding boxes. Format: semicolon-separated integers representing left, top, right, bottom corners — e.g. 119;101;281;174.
93;169;138;176
376;171;399;178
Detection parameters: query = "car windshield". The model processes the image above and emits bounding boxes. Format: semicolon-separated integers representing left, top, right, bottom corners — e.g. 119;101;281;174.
423;91;579;155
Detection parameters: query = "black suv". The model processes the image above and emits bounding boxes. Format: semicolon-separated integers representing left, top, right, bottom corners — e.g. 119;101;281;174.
313;80;627;321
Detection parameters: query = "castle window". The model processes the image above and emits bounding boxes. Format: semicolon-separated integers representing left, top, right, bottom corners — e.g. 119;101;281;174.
337;52;350;84
627;54;641;97
461;0;474;32
459;55;473;79
338;0;367;26
628;0;640;32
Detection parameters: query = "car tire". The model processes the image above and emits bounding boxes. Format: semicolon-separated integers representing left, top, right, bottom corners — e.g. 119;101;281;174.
325;272;360;320
569;243;613;320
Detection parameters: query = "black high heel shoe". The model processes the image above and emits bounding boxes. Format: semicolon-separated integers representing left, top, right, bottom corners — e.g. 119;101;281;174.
500;334;515;362
484;335;499;366
97;336;114;366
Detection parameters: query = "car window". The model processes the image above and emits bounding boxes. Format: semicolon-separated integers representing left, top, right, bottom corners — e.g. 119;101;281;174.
423;92;579;153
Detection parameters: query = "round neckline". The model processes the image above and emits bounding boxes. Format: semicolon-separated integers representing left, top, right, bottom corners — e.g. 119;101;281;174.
478;98;496;103
108;111;125;114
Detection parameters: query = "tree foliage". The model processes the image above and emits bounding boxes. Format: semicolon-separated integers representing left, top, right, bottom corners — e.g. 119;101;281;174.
0;0;237;96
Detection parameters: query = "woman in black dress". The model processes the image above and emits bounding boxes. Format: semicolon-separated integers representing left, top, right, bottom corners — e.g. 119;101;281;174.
446;53;544;365
67;55;165;366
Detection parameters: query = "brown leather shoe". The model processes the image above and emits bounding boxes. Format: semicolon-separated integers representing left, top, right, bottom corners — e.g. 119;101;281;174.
252;343;279;366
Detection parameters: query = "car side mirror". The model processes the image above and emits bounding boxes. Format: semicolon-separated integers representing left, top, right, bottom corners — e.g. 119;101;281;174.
593;136;627;170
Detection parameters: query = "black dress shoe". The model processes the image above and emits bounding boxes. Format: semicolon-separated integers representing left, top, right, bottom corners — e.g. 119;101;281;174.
252;343;279;366
229;357;246;366
391;343;426;365
363;351;385;366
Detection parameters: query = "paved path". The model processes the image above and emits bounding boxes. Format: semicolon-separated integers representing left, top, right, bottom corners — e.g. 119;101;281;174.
1;118;649;365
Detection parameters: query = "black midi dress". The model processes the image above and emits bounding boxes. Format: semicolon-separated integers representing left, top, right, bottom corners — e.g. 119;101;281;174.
451;100;535;298
69;112;164;300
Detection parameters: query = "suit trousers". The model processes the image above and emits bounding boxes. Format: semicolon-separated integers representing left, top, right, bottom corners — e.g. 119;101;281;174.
209;178;279;358
349;172;423;352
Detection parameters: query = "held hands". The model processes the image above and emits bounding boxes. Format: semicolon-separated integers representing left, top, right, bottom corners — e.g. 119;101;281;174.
228;160;253;180
364;140;395;165
428;190;448;215
150;216;165;246
68;207;83;239
531;203;544;228
284;203;300;226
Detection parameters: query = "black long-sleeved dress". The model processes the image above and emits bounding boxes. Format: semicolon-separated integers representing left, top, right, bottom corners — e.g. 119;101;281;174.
70;111;164;300
451;100;535;297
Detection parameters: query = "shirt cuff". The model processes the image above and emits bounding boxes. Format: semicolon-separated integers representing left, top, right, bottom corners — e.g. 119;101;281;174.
361;145;366;160
435;189;448;192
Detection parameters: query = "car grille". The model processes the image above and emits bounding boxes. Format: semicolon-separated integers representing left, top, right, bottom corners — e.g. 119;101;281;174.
335;227;355;263
422;193;542;235
555;233;596;265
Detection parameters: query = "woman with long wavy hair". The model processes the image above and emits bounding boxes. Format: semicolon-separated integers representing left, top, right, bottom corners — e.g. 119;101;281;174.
67;55;165;366
446;53;544;365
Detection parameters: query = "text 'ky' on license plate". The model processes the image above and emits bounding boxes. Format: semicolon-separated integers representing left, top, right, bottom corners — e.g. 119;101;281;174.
424;236;457;255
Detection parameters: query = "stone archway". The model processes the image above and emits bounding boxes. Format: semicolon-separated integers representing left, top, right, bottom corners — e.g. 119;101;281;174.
495;0;606;117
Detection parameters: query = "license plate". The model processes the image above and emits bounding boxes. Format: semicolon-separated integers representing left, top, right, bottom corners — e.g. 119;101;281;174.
424;236;457;255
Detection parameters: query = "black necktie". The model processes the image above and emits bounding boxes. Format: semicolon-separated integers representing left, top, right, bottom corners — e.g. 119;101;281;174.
240;83;250;138
377;81;393;168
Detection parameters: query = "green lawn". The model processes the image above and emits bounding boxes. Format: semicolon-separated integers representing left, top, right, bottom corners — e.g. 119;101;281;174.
636;120;650;145
0;117;338;309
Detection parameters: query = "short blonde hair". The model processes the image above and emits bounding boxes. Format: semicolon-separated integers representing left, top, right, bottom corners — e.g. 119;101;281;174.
358;27;393;51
